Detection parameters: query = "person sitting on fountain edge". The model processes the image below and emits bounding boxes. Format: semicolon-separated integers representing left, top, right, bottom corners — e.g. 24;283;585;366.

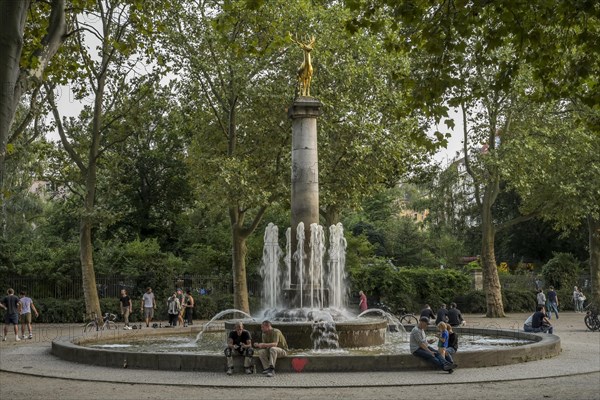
253;320;288;377
410;316;457;373
225;321;254;375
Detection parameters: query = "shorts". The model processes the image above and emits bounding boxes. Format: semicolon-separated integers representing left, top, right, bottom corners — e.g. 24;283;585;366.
20;312;32;324
4;313;18;325
144;307;154;319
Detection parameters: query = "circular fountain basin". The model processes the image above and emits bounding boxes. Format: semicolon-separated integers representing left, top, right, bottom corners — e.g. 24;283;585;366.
225;319;388;349
51;325;561;372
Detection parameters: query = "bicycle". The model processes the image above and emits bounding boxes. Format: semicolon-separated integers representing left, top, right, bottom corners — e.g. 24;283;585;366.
83;312;118;332
396;308;419;326
584;303;600;332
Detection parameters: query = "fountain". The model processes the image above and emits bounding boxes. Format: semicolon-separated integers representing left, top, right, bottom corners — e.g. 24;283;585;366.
50;34;562;373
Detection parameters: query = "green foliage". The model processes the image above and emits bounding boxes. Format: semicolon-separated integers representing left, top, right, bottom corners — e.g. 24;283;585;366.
542;252;581;291
502;289;536;313
455;291;487;314
348;260;471;313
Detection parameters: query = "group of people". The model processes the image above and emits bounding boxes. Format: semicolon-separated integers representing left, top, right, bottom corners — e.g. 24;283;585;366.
420;303;466;327
0;288;39;341
535;286;560;319
224;320;288;377
119;287;196;329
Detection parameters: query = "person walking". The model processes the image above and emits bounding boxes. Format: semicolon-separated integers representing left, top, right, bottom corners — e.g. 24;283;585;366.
141;287;156;327
254;320;288;377
18;291;39;339
1;288;22;342
358;291;368;313
119;289;132;329
546;286;559;319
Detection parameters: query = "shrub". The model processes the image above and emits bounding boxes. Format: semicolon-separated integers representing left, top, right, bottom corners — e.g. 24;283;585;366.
454;291;486;314
502;289;536;312
541;252;580;290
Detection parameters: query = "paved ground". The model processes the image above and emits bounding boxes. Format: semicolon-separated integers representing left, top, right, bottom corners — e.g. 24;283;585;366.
0;312;598;399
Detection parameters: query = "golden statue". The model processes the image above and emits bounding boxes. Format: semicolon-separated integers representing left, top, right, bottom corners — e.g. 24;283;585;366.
290;33;315;97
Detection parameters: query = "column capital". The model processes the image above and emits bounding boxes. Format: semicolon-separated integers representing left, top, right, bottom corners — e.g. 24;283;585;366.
288;97;322;119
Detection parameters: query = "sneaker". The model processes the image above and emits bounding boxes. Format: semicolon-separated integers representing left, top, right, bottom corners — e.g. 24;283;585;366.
266;369;275;377
2;337;6;342
262;368;270;375
443;363;457;371
28;334;33;339
245;367;253;375
447;368;454;374
15;336;20;341
226;367;234;376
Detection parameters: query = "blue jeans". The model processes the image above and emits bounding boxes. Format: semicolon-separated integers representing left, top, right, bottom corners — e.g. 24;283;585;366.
532;325;553;334
547;302;559;319
413;346;451;369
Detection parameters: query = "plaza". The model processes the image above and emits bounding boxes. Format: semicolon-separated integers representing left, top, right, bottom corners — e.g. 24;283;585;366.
1;312;598;400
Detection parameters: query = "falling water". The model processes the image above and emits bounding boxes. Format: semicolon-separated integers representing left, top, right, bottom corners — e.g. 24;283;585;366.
327;223;347;309
194;309;254;342
260;223;283;309
309;223;326;309
293;222;305;308
357;309;407;334
284;227;291;289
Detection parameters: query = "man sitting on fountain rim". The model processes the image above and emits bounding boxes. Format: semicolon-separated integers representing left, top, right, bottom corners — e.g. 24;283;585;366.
410;316;457;373
225;321;254;375
253;320;288;377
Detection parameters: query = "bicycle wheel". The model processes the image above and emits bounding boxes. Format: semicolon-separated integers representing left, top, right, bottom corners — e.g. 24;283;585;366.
400;314;418;326
104;321;118;330
83;322;97;332
584;315;600;331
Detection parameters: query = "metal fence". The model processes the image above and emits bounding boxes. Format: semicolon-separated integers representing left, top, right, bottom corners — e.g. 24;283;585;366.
0;274;262;300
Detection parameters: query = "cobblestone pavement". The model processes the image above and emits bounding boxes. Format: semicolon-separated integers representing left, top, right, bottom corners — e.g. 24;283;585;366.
1;312;598;400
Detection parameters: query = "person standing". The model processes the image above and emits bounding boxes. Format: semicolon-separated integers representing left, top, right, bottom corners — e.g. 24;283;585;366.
1;288;22;342
18;291;39;339
119;289;132;329
573;286;585;313
176;289;185;326
410;316;456;373
140;287;156;327
435;304;449;325
546;286;559;319
225;321;254;375
254;320;288;377
536;289;546;307
447;303;465;327
183;289;194;326
358;291;368;313
166;292;181;327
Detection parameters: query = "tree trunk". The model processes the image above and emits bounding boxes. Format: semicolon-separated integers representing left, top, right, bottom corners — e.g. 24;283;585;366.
481;192;505;317
231;221;250;313
81;214;101;319
0;0;30;237
588;215;600;303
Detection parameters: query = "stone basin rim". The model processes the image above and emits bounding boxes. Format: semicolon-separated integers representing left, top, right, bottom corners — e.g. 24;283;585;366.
51;326;561;372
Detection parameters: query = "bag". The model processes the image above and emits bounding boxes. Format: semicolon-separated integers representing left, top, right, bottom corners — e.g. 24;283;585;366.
580;295;586;301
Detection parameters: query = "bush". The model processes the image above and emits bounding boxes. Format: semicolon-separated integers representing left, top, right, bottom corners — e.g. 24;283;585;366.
541;252;580;290
454;291;486;314
502;289;536;312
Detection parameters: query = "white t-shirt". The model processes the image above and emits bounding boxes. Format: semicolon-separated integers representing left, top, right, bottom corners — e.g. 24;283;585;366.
142;292;155;308
20;297;32;314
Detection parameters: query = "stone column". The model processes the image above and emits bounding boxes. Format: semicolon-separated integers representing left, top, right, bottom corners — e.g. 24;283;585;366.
287;97;322;307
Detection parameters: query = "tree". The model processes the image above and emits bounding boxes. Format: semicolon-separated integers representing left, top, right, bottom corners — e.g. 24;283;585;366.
503;102;600;301
161;0;439;312
345;0;600;316
46;0;158;318
0;0;75;236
